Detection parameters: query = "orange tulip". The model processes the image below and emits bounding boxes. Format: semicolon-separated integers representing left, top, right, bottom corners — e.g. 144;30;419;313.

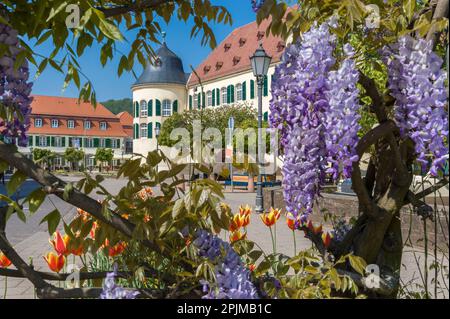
239;205;252;217
90;221;99;239
286;212;299;231
137;187;153;201
229;213;246;232
307;221;322;235
242;214;250;227
248;264;256;272
44;252;65;273
49;231;69;256
260;208;281;227
322;232;333;248
229;230;246;243
0;253;12;268
108;242;127;257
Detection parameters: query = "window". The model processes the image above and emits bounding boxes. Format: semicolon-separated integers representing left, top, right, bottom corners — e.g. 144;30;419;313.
111;139;118;148
221;87;227;105
140;123;148;139
140;100;148;117
54;156;63;167
67;120;75;129
100;122;107;130
35;118;43;128
99;138;106;148
236;84;243;101
84;120;91;130
206;91;212;107
38;136;47;147
162;99;171;117
51;119;59;128
193;94;198;109
55;137;63;147
85;138;94;148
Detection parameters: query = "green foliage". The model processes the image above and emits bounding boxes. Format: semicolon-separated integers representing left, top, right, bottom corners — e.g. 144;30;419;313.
1;0;232;104
94;148;114;163
32;148;56;167
64;147;85;170
102;98;133;115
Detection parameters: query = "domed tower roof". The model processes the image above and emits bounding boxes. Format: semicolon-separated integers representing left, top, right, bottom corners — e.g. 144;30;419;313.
132;42;189;88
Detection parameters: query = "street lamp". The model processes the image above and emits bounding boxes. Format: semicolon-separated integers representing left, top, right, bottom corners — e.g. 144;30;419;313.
250;43;272;214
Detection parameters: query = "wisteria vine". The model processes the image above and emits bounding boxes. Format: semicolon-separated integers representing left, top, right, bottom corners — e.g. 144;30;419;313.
0;23;33;146
383;35;448;177
270;21;361;220
193;229;259;299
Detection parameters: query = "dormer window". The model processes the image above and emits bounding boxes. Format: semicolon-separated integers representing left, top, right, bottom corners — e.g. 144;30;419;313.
257;31;265;41
35;118;43;128
277;41;286;52
84;120;91;130
67;120;75;129
100;121;107;130
203;65;211;73
216;61;223;70
233;56;241;65
51;119;59;128
239;37;247;46
224;43;231;51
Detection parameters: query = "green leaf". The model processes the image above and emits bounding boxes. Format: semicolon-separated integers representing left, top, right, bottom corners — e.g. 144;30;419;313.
40;209;61;235
348;255;367;276
403;0;416;22
26;188;46;213
46;1;68;22
6;171;27;196
63;182;74;200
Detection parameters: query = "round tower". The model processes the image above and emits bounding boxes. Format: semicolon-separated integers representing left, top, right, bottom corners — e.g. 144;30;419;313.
131;40;188;156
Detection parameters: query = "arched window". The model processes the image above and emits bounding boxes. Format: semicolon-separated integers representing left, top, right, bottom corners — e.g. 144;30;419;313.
236;83;243;101
140;123;148;139
140;100;148;117
206;91;212;107
162;99;171;116
221;87;227;105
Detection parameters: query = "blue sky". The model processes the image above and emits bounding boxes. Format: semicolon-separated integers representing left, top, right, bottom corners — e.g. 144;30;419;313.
28;1;257;102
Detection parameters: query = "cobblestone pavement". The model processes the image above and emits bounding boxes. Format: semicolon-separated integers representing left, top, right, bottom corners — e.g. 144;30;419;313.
0;177;448;299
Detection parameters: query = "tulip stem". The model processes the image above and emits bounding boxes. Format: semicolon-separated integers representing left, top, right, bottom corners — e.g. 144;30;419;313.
292;230;297;256
269;227;276;255
3;276;7;299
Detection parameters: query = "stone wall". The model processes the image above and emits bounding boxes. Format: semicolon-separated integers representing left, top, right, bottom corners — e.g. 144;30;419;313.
263;187;449;253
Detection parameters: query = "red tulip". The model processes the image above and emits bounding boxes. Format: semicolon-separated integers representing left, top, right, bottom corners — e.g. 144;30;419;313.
248;264;256;272
229;213;246;232
44;252;65;273
307;221;322;235
49;231;69;256
322;232;333;248
229;230;246;243
260;208;281;227
108;242;127;257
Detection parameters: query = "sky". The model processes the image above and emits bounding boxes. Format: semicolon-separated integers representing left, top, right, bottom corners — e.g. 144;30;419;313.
27;1;257;102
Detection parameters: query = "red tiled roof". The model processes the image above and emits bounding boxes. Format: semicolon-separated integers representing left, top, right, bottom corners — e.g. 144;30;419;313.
116;111;133;138
28;95;128;137
187;18;285;86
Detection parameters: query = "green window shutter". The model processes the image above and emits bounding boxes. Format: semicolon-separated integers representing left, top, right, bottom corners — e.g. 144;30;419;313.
148;100;153;116
105;138;111;148
202;92;205;108
156;122;161;131
94;138;99;147
148;122;153;138
231;85;235;103
212;90;215;107
227;86;230;104
62;137;66;147
250;80;255;99
82;138;87;148
189;95;192;110
242;81;247;100
155;99;161;116
134;124;139;139
68;137;72;147
134;102;139;118
197;93;201;109
263;112;268;122
28;136;33;146
216;89;220;105
117;139;121;149
46;136;50;146
263;75;268;97
172;100;178;113
51;136;55;146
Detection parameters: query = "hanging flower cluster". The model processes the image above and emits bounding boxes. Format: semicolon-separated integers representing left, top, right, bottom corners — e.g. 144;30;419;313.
193;229;259;299
0;23;33;146
100;264;140;299
250;0;264;13
270;21;361;220
384;35;448;176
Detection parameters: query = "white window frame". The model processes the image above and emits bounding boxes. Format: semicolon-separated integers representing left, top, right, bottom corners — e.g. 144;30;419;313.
140;100;148;117
99;138;106;148
236;83;243;101
35;118;43;128
221;87;227;105
100;121;107;130
55;137;63;147
111;139;118;148
206;91;212;107
86;138;94;148
67;120;75;129
84;120;91;130
140;123;148;139
193;94;198;108
51;119;59;128
162;99;172;117
38;136;47;147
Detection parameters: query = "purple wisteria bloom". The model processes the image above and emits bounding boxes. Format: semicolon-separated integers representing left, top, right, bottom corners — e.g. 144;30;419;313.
270;21;361;219
0;23;33;146
384;36;448;176
100;264;140;299
193;229;259;299
250;0;264;13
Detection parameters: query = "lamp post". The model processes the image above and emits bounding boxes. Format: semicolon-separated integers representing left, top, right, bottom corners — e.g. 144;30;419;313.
250;43;272;214
155;124;161;173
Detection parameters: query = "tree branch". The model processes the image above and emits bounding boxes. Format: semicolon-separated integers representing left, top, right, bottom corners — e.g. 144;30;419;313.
404;178;449;205
426;0;449;47
358;72;387;122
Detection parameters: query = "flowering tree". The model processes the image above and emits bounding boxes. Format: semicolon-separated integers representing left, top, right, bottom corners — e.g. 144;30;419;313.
260;0;449;296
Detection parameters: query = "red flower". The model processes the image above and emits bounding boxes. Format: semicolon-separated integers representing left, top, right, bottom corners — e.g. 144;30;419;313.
0;253;12;268
49;231;69;256
248;264;256;272
44;252;65;273
322;232;333;248
307;221;322;235
108;242;127;257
